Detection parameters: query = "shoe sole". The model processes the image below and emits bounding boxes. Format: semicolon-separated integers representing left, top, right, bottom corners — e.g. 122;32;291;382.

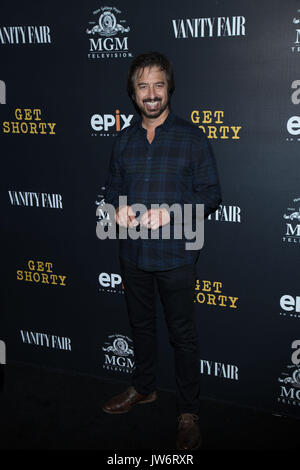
102;395;157;414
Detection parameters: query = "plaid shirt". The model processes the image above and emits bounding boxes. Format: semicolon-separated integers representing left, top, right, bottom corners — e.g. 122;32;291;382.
104;110;222;271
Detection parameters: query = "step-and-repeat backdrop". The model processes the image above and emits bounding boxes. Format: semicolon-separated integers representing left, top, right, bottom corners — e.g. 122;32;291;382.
1;0;300;418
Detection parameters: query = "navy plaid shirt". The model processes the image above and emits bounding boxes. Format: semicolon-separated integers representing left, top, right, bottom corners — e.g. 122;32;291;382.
104;110;222;271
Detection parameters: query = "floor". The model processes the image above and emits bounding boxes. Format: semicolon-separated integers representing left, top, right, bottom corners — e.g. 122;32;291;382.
0;361;298;454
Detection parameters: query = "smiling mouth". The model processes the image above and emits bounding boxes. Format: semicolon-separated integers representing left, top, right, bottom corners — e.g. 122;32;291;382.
144;100;161;111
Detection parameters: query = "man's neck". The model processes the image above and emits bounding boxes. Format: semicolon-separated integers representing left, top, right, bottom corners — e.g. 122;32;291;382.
141;107;170;132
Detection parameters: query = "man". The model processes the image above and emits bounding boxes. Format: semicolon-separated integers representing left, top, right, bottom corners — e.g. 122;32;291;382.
102;52;221;450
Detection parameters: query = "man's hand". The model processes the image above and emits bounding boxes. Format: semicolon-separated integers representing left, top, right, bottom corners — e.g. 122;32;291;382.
115;205;139;228
140;208;170;230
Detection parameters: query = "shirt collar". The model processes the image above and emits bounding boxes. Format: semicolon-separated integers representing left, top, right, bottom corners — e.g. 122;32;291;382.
135;109;175;133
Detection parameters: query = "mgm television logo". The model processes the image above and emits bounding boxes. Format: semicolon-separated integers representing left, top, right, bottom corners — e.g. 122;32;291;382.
102;334;135;374
278;340;300;407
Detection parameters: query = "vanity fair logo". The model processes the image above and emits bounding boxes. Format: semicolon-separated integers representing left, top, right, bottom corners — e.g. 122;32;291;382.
87;6;132;59
277;340;300;407
291;10;300;53
282;198;300;245
8;190;63;209
0;80;5;104
200;359;239;381
98;271;124;294
20;330;71;351
102;334;135;374
208;204;241;222
90;109;133;137
191;110;242;140
194;280;238;310
172;15;246;39
280;295;300;319
286;80;300;142
0;25;51;44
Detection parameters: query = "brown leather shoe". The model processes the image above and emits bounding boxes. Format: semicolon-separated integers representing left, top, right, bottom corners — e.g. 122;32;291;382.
176;413;202;450
103;386;157;414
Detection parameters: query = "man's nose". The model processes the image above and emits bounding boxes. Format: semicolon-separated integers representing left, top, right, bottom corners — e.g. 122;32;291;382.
148;86;156;99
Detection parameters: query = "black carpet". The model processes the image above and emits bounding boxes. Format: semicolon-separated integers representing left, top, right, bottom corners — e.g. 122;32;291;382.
0;361;298;454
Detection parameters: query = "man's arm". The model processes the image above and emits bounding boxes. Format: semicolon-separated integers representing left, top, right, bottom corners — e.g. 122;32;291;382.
168;133;221;227
104;138;123;209
104;138;138;228
189;133;222;218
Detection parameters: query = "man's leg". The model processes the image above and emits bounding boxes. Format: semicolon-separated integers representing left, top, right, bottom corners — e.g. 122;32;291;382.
156;263;200;413
120;257;157;394
155;263;202;449
103;257;158;414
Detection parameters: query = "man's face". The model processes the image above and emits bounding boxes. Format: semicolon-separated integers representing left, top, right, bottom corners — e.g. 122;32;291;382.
133;66;169;119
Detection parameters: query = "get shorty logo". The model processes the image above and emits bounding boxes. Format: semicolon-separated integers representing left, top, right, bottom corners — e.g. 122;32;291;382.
191;109;242;140
2;108;56;135
16;260;67;287
194;279;238;310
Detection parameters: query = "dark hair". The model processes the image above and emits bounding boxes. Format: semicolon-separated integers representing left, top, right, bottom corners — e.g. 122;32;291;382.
127;51;175;99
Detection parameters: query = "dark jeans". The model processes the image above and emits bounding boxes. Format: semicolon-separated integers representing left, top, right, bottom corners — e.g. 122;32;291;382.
119;256;201;415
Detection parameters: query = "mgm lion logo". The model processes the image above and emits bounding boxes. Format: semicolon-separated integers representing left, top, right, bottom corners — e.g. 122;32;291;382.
102;335;134;357
87;7;130;37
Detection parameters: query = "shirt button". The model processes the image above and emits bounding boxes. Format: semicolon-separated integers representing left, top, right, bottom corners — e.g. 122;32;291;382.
145;178;149;181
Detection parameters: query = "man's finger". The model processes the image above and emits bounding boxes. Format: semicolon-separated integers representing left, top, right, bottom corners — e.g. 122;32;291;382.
141;209;151;226
128;215;139;227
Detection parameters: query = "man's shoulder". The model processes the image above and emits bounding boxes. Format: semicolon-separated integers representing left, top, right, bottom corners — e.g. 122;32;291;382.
112;119;139;152
173;114;206;142
116;118;139;139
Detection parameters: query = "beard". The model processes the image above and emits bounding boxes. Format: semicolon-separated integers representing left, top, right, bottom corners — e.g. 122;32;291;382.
137;97;170;119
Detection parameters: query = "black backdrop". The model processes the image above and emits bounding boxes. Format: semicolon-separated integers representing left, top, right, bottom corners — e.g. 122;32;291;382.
1;0;300;419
